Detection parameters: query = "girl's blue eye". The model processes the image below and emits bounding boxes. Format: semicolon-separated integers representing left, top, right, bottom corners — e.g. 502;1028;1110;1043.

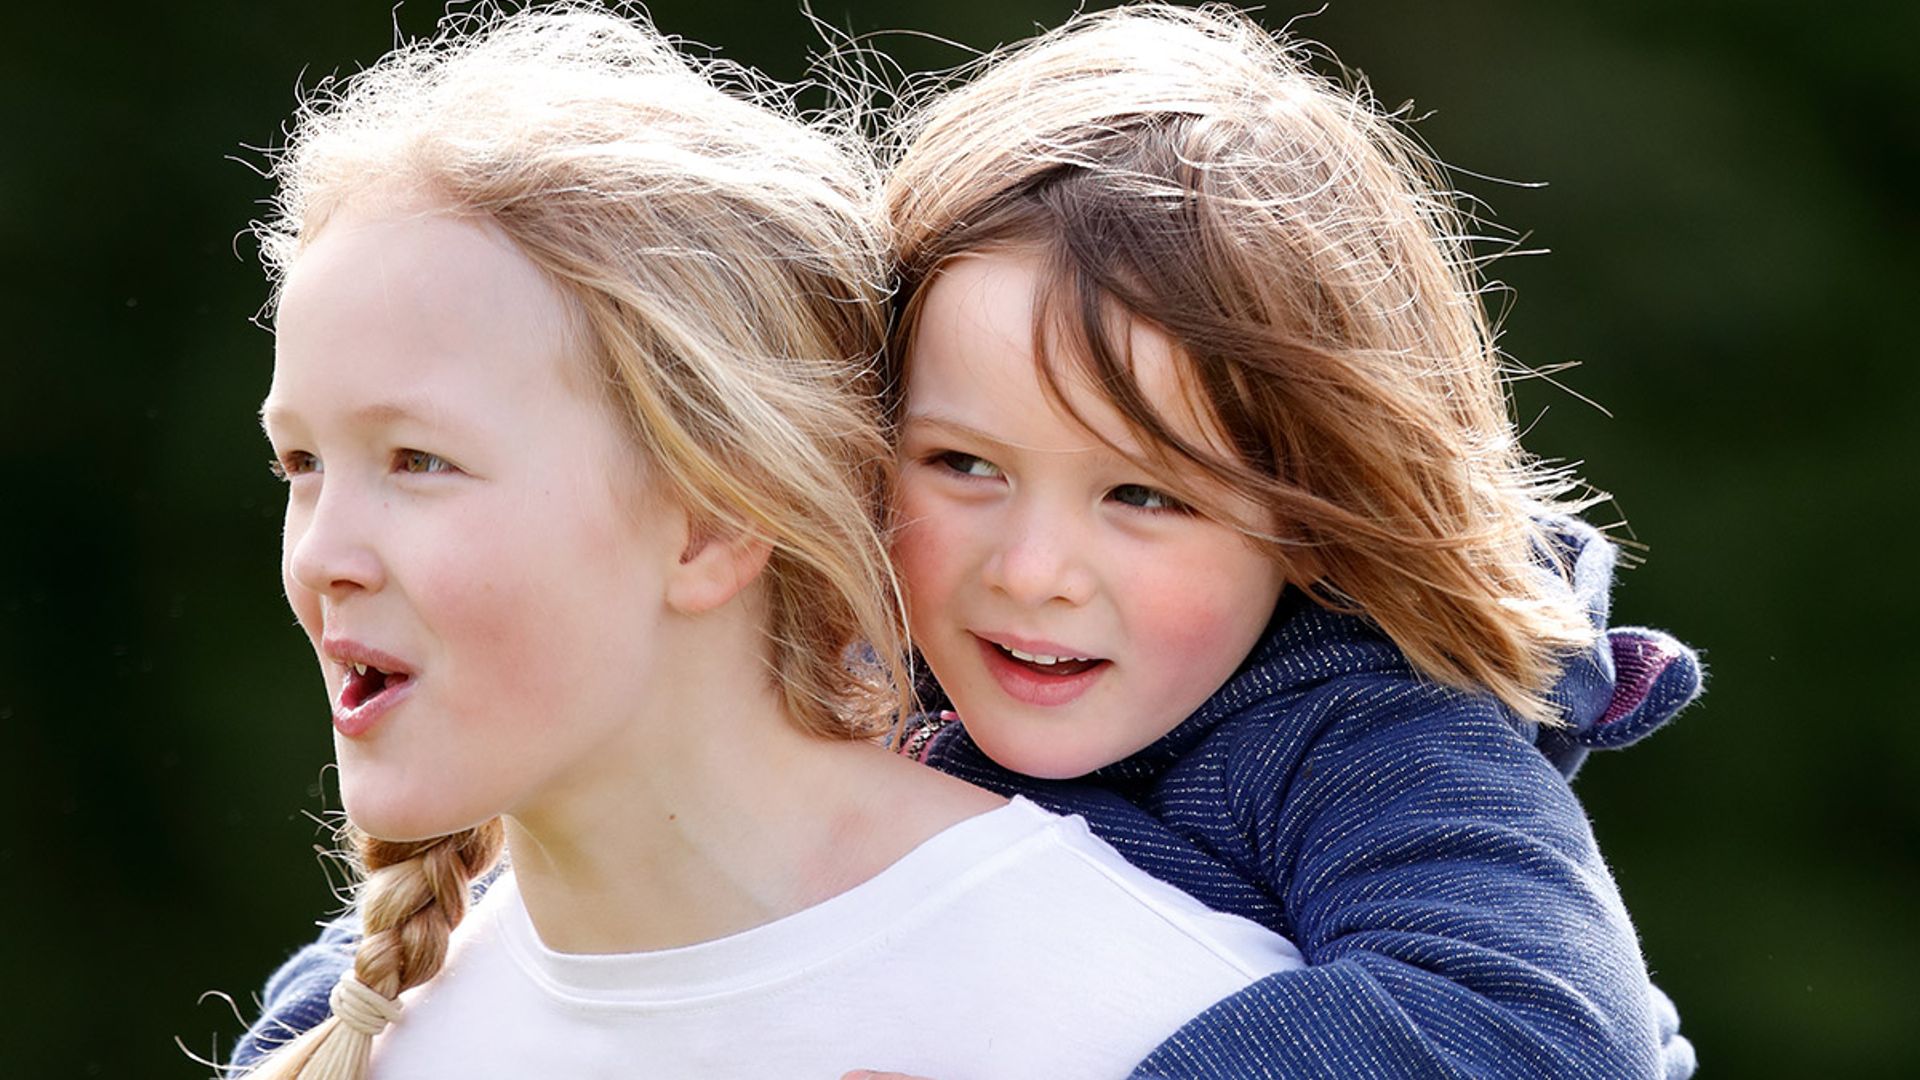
269;451;320;480
1109;483;1188;513
935;451;1001;479
396;449;454;475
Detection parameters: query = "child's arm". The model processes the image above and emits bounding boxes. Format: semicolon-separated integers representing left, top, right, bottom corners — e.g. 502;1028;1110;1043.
1130;690;1689;1080
228;860;511;1067
1113;523;1701;1079
227;914;359;1069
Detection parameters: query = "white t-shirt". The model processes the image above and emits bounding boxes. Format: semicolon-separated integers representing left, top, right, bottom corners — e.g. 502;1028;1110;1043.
371;797;1303;1079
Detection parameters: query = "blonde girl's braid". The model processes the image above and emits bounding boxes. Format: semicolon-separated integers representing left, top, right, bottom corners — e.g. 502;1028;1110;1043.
246;821;505;1079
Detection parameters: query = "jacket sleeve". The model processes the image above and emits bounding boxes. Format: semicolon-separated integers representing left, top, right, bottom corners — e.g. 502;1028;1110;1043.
227;915;360;1070
1133;693;1692;1080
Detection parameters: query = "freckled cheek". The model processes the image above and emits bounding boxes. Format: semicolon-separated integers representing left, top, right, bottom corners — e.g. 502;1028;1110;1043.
414;516;590;727
1129;581;1233;664
889;487;970;622
450;484;656;717
1121;546;1274;690
890;535;951;641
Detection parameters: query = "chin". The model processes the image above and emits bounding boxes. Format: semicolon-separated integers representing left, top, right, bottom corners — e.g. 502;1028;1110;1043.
341;783;491;845
969;727;1104;782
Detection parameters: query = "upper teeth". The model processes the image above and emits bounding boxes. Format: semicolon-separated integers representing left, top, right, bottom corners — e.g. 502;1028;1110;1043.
351;662;369;676
1006;646;1090;665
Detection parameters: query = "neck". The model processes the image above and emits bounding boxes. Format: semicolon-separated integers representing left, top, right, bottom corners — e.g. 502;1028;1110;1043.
498;599;1002;954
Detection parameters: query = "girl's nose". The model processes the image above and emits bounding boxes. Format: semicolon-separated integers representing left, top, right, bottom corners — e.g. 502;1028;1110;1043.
284;486;386;599
983;512;1095;608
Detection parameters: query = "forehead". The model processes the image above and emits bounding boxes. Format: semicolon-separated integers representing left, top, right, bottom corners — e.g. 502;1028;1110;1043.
905;249;1219;456
265;203;579;417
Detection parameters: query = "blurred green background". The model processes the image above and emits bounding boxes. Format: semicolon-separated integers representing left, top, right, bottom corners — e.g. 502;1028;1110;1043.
2;0;1912;1075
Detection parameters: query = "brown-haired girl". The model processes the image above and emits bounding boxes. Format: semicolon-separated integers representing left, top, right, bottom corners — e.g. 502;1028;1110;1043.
229;5;1307;1077
875;4;1702;1077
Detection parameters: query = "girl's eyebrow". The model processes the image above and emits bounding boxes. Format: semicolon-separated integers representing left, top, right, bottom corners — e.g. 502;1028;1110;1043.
259;396;443;433
904;409;1137;460
901;411;1007;447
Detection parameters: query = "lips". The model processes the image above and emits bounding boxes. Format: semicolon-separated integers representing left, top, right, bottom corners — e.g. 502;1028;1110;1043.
341;661;410;710
324;641;417;738
974;633;1109;707
995;644;1102;678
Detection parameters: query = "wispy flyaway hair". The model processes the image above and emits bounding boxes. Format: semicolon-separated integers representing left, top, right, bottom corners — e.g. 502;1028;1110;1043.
245;4;905;1076
884;3;1597;726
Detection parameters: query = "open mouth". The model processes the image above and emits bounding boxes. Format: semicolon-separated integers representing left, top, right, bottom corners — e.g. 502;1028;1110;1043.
341;661;412;711
989;641;1107;678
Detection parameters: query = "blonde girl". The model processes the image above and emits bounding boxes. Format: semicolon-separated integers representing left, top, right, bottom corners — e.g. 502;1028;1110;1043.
233;4;1301;1078
874;4;1702;1078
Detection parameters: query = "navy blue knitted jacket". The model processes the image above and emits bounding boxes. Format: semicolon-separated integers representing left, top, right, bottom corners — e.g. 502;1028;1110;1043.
233;522;1701;1078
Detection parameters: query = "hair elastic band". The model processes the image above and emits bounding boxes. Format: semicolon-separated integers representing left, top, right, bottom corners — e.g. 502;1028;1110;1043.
329;975;402;1037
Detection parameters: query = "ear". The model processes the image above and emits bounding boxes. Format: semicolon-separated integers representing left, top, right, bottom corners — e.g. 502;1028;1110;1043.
665;521;774;616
